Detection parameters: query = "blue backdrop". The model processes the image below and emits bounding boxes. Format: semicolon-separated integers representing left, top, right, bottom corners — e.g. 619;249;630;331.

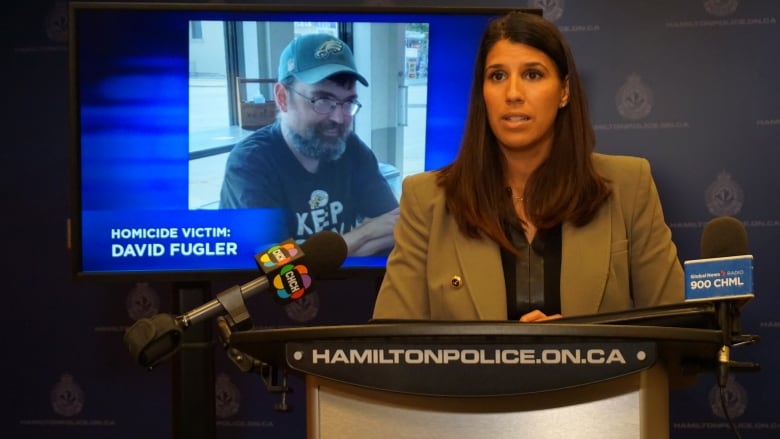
6;0;779;438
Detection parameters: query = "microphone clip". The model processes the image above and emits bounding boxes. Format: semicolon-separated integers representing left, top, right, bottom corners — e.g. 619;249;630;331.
714;301;760;388
215;285;253;332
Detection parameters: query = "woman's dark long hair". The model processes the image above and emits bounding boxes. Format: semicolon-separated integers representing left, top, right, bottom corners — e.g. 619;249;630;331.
437;11;611;252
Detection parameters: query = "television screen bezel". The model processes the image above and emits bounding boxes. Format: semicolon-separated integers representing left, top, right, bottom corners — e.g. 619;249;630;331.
68;1;541;283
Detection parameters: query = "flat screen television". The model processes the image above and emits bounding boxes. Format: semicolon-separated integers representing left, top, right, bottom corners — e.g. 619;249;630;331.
68;1;540;281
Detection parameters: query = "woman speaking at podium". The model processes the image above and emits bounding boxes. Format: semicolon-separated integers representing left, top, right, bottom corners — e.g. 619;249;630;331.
373;11;683;322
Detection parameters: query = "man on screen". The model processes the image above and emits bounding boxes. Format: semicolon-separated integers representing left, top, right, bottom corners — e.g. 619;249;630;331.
220;33;400;256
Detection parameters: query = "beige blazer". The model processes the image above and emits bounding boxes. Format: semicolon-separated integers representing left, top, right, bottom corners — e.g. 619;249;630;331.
372;153;684;321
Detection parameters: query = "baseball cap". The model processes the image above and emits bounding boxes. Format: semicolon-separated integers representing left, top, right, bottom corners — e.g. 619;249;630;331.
278;33;368;87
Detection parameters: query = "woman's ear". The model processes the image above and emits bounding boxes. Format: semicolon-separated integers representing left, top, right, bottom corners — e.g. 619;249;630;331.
560;75;570;108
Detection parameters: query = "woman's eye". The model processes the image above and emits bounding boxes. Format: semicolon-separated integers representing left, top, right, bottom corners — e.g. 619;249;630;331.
524;70;544;80
488;71;507;81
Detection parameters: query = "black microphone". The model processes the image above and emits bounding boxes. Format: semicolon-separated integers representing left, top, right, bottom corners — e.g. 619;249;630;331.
685;216;754;304
124;231;348;368
700;216;749;259
691;217;758;386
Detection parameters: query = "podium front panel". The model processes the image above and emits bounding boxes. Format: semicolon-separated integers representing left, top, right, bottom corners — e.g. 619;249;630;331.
306;362;670;439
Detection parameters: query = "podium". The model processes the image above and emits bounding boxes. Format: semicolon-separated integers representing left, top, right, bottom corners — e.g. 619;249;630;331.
227;303;743;439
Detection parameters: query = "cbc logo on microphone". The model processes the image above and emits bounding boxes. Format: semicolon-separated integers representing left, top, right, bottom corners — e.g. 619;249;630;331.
272;264;313;303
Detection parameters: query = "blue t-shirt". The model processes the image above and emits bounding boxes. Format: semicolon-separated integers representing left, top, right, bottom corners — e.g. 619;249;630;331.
219;122;398;244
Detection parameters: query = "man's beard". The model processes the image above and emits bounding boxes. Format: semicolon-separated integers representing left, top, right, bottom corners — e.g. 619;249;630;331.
284;121;348;161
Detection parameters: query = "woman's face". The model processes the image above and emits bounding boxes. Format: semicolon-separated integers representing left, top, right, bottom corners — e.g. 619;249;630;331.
483;39;569;155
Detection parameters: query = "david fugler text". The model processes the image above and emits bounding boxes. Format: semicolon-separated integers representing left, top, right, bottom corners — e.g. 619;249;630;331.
306;348;631;365
112;242;238;257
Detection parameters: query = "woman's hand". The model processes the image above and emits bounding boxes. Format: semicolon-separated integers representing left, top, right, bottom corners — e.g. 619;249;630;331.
519;309;562;322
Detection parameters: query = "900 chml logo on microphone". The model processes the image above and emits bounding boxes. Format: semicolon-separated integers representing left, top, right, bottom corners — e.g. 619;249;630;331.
272;264;312;302
684;255;754;302
688;269;746;290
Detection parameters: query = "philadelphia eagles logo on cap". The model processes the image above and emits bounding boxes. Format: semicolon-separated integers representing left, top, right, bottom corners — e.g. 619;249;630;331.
315;39;345;59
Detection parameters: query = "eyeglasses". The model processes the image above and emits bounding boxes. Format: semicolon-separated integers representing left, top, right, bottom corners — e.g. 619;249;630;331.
286;87;362;117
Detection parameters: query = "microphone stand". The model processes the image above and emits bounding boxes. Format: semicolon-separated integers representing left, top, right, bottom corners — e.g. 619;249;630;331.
125;278;292;437
172;281;215;439
716;301;735;388
716;300;761;388
170;280;261;438
713;300;761;439
216;317;293;412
